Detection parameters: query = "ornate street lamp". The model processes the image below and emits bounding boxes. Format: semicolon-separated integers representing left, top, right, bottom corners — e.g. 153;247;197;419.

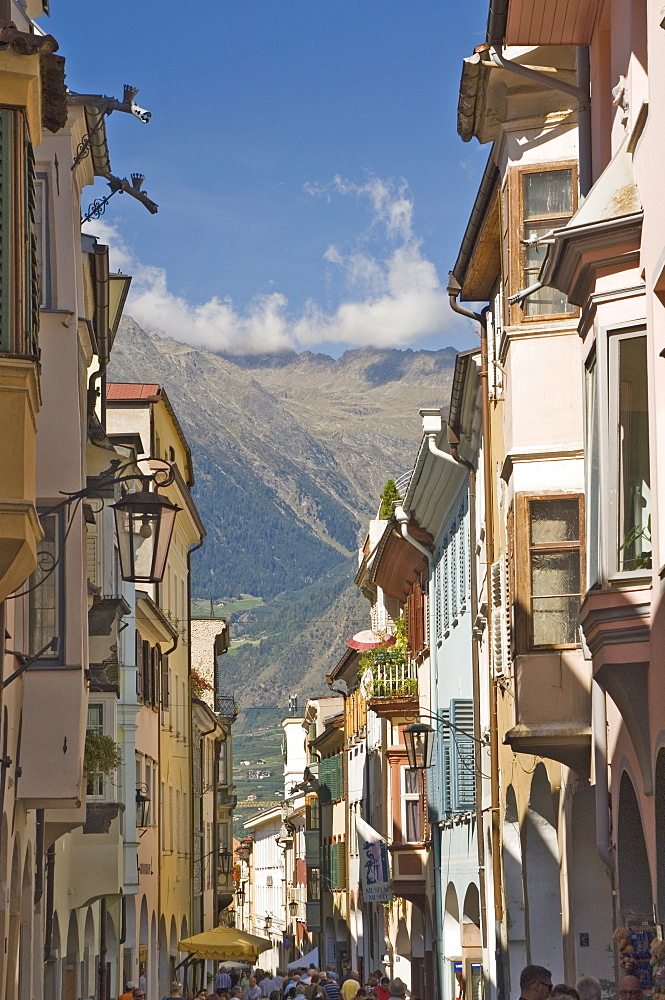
219;848;233;876
288;900;298;918
112;486;179;584
404;721;434;769
135;784;151;827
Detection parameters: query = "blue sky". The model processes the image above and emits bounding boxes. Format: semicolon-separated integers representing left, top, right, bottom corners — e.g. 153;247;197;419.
49;0;490;356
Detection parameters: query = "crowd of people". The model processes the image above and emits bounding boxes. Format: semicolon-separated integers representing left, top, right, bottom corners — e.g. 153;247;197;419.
118;959;642;1000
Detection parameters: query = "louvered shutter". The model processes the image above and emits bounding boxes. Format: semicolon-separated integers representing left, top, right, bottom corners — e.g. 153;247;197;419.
443;537;450;634
434;557;442;643
319;758;331;804
337;841;347;889
86;525;99;588
458;501;467;613
451;699;476;813
490;559;510;676
0;110;11;348
151;647;160;708
142;640;151;704
161;654;170;709
330;841;338;890
24;123;38;356
135;631;144;702
439;708;452;816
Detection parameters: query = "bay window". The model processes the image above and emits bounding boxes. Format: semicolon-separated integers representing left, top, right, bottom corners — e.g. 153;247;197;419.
584;326;651;584
28;510;63;660
515;494;584;650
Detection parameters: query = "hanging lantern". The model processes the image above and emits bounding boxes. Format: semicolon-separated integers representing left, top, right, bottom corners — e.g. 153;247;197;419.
112;489;180;583
404;721;434;769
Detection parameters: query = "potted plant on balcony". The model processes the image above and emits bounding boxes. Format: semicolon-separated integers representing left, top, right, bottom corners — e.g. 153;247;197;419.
360;617;417;698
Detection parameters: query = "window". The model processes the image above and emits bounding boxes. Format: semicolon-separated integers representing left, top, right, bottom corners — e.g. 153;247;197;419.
306;794;319;831
28;511;63;660
506;164;577;321
34;175;50;308
516;494;584;649
612;333;651;572
87;703;104;797
0;108;38;356
401;767;423;843
307;867;321;901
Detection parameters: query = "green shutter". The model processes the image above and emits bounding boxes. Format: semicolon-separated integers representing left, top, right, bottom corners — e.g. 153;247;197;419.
0;109;12;351
24;126;38;357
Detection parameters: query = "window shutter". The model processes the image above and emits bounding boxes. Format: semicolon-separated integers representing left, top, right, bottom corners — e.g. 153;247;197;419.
440;708;452;816
86;528;99;588
161;654;170;709
142;640;151;704
458;501;467;613
23;125;38;357
490;559;510;676
434;557;442;643
135;631;144;702
443;537;450;634
451;699;476;813
450;519;458;618
319;758;331;804
0;109;11;348
151;647;160;708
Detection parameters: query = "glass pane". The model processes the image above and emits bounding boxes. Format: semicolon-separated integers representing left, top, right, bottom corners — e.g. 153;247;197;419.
586;362;600;587
404;768;420;795
523;169;573;217
29;514;58;656
523;226;573;316
530;498;580;544
405;799;421;842
532;551;580;597
87;704;103;733
617;336;651;571
532;596;580;645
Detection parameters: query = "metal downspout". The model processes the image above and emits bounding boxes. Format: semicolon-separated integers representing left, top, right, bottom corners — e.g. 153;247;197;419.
392;505;433;564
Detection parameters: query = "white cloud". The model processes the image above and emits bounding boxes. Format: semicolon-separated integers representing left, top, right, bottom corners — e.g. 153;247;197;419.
85;177;471;354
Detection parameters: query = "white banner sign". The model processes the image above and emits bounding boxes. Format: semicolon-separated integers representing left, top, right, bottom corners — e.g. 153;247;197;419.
356;815;392;903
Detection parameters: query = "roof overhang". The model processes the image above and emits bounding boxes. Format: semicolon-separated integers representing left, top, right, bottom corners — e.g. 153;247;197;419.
504;723;591;778
504;0;602;46
370;521;432;602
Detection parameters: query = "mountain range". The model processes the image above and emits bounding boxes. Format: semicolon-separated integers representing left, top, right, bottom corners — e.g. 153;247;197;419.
108;317;456;709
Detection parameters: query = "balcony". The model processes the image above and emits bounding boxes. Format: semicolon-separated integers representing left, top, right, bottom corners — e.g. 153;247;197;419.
216;693;237;719
389;844;428;902
365;654;419;720
504;649;592;777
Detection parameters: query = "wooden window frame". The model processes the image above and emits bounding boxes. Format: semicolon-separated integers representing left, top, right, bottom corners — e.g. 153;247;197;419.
503;161;579;326
514;492;585;653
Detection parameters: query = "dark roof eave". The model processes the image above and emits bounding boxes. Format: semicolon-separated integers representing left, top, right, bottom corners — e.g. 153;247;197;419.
452;148;500;293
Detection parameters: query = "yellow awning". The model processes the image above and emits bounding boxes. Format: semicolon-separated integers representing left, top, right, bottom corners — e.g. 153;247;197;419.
177;926;273;961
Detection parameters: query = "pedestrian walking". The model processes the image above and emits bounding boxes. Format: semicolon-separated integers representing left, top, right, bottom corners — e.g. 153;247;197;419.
163;983;183;1000
576;978;601;1000
216;969;233;993
342;973;360;1000
619;977;643;1000
517;966;553;1000
387;980;409;1000
552;987;579;1000
119;982;136;1000
245;977;262;1000
321;976;342;1000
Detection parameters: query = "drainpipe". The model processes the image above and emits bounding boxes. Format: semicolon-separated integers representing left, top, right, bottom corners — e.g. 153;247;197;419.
488;46;592;197
448;278;504;952
392;504;433;564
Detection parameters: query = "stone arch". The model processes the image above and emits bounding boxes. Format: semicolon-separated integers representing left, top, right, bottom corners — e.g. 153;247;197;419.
169;914;178;985
655;750;665;921
45;911;61;1000
17;844;33;1000
139;896;149;991
84;906;95;996
150;913;157;1000
443;882;461;958
123;896;137;991
462;883;481;950
106;908;118;999
395;917;412;989
0;813;9;991
65;909;80;1000
618;770;653;920
503;785;526;996
525;764;563;982
6;838;22;1000
159;916;169;997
